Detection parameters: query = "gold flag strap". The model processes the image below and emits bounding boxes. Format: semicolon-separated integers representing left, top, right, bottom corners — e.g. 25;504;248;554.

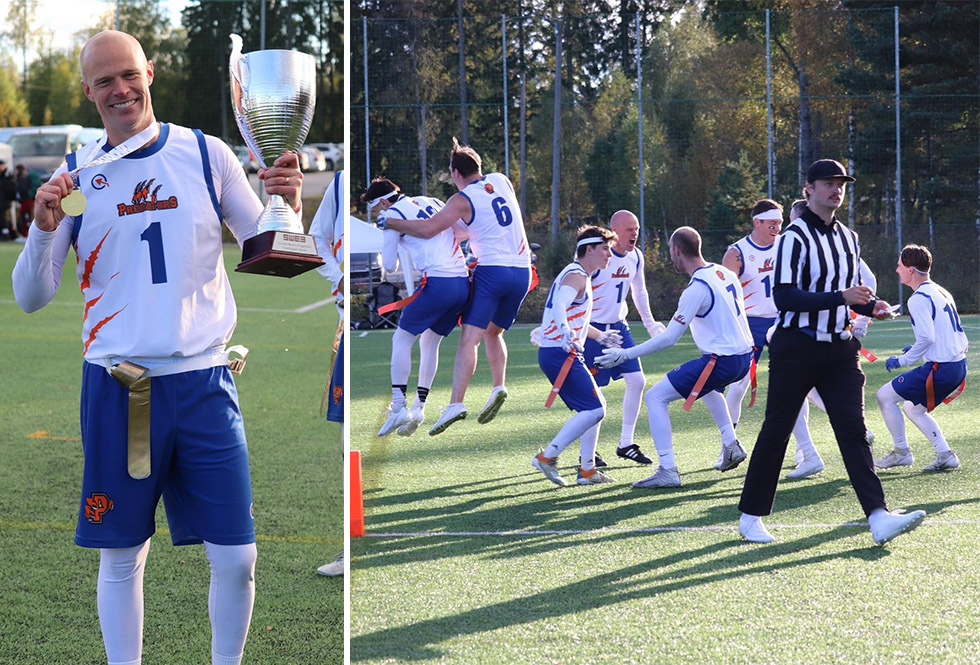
227;345;250;376
108;361;152;480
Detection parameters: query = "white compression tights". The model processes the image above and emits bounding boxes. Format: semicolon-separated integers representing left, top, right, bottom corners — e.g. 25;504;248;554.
390;328;443;402
644;378;683;468
619;371;645;447
543;407;605;469
876;381;950;454
98;540;257;665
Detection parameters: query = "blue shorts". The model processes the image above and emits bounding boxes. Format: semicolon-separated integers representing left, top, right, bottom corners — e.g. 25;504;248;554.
666;352;753;400
398;276;470;337
76;362;256;549
892;359;967;408
747;316;776;363
583;321;642;387
327;333;345;423
538;347;604;412
462;264;531;331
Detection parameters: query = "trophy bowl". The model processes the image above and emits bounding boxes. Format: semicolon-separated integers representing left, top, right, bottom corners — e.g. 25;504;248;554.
230;34;324;277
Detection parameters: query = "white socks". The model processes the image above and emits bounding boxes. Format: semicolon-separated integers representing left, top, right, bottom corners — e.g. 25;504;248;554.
417;329;443;390
99;540;151;665
578;421;602;471
725;372;752;429
792;400;818;460
618;371;645;448
543;407;605;462
205;542;257;665
702;391;737;447
877;382;951;454
645;378;683;468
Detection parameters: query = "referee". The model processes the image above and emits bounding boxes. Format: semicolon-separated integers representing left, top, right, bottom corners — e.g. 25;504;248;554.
737;159;926;546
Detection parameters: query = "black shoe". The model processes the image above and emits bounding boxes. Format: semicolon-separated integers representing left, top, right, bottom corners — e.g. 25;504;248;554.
581;453;608;468
616;443;653;465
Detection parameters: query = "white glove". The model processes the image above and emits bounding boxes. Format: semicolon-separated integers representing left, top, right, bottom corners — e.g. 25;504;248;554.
530;326;543;347
558;324;583;354
595;347;631;369
596;329;623;348
645;321;667;337
851;318;868;339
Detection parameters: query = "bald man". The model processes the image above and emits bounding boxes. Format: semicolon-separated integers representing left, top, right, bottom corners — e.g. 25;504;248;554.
581;210;666;466
12;30;304;665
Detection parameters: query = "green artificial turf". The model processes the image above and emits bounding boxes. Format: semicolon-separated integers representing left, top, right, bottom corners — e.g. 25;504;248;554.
349;312;980;664
0;243;343;664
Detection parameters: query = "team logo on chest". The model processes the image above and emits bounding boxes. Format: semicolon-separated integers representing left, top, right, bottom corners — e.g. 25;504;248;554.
116;178;180;217
611;267;630;279
758;258;774;273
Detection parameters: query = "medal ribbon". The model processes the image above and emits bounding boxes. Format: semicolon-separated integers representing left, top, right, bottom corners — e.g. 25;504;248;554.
67;122;160;179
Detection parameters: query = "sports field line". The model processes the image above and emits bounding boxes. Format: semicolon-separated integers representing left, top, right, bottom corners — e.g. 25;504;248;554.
0;298;335;314
0;519;340;545
364;519;980;538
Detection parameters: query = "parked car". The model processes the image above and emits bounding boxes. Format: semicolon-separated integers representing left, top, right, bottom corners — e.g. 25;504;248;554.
309;142;343;170
300;145;327;172
7;125;87;179
234;146;260;173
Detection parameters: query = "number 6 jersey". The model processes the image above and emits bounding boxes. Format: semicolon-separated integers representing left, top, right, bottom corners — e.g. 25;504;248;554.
457;173;531;268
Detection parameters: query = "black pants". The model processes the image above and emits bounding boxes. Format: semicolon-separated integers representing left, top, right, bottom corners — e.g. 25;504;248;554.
738;328;887;518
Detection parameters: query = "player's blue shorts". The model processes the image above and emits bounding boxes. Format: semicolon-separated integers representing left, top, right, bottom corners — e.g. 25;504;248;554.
666;351;753;400
327;333;345;423
398;276;470;337
76;362;255;549
538;346;604;412
892;358;967;408
583;321;642;387
462;264;531;331
747;316;776;363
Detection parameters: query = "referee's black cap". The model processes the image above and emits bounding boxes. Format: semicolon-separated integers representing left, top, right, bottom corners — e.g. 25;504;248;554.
806;159;855;183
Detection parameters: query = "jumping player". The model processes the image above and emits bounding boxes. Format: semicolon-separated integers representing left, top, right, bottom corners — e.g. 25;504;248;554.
532;226;619;486
385;138;533;435
583;210;665;467
367;177;470;437
596;226;753;488
876;244;968;472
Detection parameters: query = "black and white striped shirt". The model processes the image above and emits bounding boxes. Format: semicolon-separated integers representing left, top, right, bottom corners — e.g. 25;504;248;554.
773;208;865;342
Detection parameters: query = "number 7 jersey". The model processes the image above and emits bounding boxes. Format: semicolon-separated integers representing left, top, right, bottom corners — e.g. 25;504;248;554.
457;173;531;268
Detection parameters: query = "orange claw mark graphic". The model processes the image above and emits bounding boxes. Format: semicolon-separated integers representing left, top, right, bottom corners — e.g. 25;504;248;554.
83;307;126;355
80;230;111;293
83;272;119;323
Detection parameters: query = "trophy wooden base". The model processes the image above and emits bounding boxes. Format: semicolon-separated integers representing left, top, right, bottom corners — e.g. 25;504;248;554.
236;230;325;278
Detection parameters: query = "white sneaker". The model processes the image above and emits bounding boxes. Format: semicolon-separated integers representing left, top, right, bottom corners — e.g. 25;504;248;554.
532;450;568;487
794;447;805;467
869;509;926;546
576;467;615;485
713;450;725;471
875;448;914;469
316;552;344;576
429;403;467;436
377;406;411;436
739;515;775;543
632;466;681;488
923;449;960;472
477;386;508;424
397;403;425;437
786;455;825;479
717;440;747;472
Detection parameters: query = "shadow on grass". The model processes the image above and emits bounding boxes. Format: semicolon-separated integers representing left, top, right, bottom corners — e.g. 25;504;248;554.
350;522;883;661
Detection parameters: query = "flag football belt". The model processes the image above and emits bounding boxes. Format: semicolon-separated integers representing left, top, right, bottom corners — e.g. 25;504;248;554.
378;275;427;315
465;259;539;293
925;362;966;413
747;354;757;408
104;345;250;480
682;354;717;412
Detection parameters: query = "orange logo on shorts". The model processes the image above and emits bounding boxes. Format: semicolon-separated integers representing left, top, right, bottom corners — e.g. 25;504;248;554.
85;493;114;524
333;385;343;405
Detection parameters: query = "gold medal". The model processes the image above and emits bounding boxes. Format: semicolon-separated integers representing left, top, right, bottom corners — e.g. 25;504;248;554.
61;189;87;216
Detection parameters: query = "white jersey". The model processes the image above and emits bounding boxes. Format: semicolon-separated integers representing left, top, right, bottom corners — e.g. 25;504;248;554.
730;235;777;319
590;246;654;327
380;195;467;278
673;264;753;356
12;123;261;362
458;173;531;268
900;281;969;366
539;262;592;349
310;170;346;313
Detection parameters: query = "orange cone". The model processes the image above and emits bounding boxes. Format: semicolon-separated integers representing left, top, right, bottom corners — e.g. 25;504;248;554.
350;450;364;537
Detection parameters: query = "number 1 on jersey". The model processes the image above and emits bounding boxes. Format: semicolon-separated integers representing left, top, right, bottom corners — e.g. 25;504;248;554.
140;222;168;284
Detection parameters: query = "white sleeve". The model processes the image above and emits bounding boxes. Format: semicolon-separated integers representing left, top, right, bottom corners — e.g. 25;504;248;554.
310;173;344;291
381;229;401;273
627;281;704;358
629;250;656;328
551;283;579;331
900;294;934;366
206;135;263;247
11;220;74;313
859;259;877;293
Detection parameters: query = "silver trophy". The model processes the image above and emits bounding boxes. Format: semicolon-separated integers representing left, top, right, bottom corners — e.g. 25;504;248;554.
229;34;324;277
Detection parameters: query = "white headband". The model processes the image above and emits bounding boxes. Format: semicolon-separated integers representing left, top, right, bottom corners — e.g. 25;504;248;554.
367;190;399;208
911;266;929;275
754;209;784;222
576;236;607;249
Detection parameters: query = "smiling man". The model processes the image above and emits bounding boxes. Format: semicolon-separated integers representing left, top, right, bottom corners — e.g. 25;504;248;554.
12;30;304;665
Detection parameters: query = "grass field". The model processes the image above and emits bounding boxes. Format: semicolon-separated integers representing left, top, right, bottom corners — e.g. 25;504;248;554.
349;313;980;664
0;243;343;664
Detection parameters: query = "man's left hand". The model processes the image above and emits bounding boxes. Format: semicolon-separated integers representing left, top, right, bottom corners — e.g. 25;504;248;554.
885;356;901;372
258;151;303;212
872;299;898;321
595;347;630;369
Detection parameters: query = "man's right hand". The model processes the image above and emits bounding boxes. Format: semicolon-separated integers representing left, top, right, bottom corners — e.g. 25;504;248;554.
841;285;873;306
33;172;74;232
